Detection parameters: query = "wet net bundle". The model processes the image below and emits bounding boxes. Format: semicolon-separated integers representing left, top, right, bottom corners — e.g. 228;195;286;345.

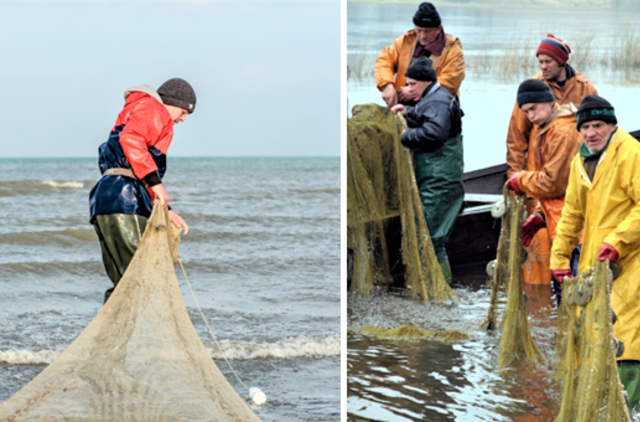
482;188;544;367
0;203;262;422
355;325;469;343
553;261;630;422
347;103;457;304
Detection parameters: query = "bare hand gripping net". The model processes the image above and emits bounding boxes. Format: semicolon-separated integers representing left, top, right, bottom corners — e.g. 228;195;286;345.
0;202;262;422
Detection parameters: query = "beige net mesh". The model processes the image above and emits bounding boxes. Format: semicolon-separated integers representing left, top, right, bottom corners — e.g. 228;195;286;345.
347;103;458;304
553;261;630;422
482;189;544;367
0;203;262;422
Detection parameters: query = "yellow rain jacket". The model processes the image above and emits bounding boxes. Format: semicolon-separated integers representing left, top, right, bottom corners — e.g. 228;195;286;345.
506;67;598;178
374;30;465;101
551;127;640;361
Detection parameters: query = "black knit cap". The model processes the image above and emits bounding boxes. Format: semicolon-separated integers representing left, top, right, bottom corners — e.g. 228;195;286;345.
158;78;196;114
576;94;617;130
516;79;554;107
413;2;441;28
405;57;437;82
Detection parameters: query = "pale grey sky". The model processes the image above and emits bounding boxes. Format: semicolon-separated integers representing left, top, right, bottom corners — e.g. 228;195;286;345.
0;0;340;157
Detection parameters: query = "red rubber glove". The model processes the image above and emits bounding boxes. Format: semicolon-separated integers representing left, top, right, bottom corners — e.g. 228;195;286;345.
551;269;572;284
598;242;618;262
522;213;545;247
507;173;523;196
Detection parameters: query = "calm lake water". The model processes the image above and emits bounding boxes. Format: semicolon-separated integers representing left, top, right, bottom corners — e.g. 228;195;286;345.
347;2;640;172
347;3;640;421
0;157;340;422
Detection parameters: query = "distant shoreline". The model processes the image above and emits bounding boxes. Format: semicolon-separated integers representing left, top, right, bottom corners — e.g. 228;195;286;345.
348;0;623;11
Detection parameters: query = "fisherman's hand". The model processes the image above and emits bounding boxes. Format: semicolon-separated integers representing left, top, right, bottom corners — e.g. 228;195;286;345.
168;210;189;235
397;86;414;103
391;104;407;116
382;84;398;107
151;183;170;208
551;269;572;284
507;173;524;196
598;242;618;262
522;213;545;247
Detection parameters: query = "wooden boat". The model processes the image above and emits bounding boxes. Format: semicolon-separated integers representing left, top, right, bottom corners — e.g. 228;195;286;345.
448;129;640;271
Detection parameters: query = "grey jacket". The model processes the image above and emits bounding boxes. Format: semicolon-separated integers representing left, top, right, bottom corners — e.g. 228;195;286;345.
401;82;462;152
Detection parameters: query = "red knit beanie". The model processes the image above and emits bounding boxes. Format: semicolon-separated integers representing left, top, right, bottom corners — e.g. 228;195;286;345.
536;34;571;66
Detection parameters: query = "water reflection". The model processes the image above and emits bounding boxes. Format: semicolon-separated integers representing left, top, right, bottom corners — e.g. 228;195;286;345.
347;274;577;421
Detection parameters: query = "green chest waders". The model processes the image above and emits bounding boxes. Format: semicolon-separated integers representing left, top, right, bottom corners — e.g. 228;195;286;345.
412;133;464;281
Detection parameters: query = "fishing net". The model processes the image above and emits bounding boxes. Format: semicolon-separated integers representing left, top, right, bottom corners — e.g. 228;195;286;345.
347;103;458;304
355;325;469;343
0;202;262;422
482;188;544;367
553;261;630;422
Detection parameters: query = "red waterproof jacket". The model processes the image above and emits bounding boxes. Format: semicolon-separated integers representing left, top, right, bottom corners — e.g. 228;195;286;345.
89;86;174;219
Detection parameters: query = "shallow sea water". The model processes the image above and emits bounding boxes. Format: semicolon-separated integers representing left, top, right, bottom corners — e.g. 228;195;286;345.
0;156;340;422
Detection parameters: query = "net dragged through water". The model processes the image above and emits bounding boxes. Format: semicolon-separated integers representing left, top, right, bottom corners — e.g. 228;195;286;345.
553;261;630;422
0;202;262;422
482;188;544;367
347;103;457;304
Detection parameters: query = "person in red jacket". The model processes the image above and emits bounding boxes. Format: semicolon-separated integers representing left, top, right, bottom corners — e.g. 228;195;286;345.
89;78;196;302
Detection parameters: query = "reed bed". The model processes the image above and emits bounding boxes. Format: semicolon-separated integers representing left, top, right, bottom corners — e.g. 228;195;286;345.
347;28;640;84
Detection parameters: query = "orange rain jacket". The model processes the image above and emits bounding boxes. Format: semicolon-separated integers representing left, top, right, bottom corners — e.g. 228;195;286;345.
374;30;465;101
506;67;597;178
517;104;582;241
518;104;582;285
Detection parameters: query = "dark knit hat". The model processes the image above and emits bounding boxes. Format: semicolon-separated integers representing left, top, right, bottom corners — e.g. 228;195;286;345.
576;95;617;130
158;78;196;114
413;2;441;28
405;57;437;82
536;34;571;66
516;79;554;107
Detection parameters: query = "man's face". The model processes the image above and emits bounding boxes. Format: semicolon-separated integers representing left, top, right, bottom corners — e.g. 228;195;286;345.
165;105;189;124
538;54;565;82
521;101;554;126
415;25;442;46
406;77;432;100
580;121;616;153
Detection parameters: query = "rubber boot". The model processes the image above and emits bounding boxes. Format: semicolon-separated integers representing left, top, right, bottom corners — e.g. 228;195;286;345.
619;361;640;409
439;259;452;285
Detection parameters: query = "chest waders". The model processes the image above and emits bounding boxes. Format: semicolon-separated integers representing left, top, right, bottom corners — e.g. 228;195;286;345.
93;214;148;303
412;133;464;282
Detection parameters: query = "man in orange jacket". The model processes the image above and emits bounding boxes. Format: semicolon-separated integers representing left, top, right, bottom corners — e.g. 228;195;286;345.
506;34;597;178
505;34;596;287
374;2;465;107
506;79;582;293
89;78;195;302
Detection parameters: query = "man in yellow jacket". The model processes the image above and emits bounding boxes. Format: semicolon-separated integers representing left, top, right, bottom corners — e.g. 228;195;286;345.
550;95;640;406
374;2;464;106
506;79;582;293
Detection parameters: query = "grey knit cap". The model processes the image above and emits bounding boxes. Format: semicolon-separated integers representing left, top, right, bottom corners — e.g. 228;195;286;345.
157;78;196;114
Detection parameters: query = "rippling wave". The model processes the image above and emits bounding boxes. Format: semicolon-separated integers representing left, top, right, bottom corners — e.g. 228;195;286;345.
0;334;339;365
42;180;84;189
